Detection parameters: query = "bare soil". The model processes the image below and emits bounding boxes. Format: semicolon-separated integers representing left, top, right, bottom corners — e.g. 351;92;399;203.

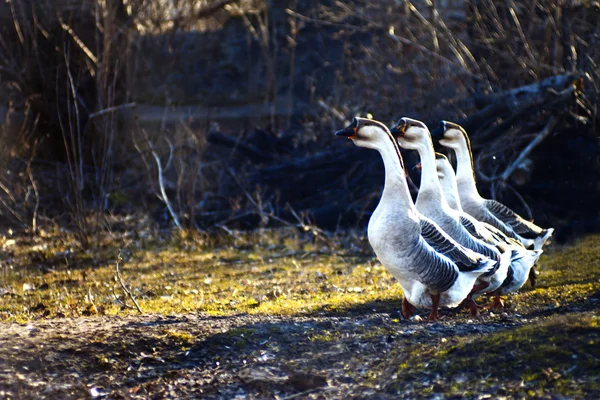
1;230;599;399
1;298;598;399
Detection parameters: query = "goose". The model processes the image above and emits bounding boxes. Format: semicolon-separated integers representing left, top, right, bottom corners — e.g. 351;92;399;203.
390;118;510;315
435;152;543;304
432;121;554;252
335;117;495;321
435;152;522;246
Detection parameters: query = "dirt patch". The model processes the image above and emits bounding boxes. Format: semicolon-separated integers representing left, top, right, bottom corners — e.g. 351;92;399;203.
1;231;600;399
1;299;598;399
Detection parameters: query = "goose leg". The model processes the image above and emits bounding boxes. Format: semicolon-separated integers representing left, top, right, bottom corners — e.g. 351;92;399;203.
528;267;537;288
428;293;441;321
402;297;414;319
470;281;490;294
490;296;504;309
466;297;480;317
459;296;481;317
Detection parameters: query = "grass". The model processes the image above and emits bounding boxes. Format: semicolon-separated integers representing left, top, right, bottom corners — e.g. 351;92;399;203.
1;228;599;323
376;312;600;398
1;228;600;398
0;227;385;321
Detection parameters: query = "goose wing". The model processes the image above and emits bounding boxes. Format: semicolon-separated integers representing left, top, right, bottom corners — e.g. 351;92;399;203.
459;214;489;242
459;214;521;250
419;217;491;272
483;199;545;237
479;221;524;248
470;203;520;241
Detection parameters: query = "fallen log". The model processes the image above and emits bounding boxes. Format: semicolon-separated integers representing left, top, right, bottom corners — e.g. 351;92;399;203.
462;73;584;138
188;74;594;236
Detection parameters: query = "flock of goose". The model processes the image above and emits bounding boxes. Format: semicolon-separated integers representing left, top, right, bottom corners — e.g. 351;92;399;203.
335;117;554;321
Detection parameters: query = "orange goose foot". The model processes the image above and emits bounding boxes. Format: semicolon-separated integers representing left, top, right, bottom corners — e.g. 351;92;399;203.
490;296;505;309
428;293;441;321
402;297;415;319
459;297;481;317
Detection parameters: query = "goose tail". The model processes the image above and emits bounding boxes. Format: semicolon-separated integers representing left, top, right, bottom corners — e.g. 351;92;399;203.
528;249;543;265
533;228;554;250
468;258;497;278
510;247;542;266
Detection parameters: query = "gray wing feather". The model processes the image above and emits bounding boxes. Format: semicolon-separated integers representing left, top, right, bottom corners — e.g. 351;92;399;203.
455;216;500;261
408;238;459;293
419;217;489;272
459;214;484;240
474;206;520;241
481;222;524;248
484;199;545;237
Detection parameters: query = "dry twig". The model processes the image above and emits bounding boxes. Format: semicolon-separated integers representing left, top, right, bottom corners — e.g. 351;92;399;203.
114;250;143;314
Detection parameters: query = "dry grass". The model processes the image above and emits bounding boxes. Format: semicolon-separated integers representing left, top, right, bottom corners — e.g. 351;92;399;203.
1;228;599;322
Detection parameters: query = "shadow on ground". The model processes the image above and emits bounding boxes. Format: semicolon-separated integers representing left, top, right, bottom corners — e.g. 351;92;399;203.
0;293;598;399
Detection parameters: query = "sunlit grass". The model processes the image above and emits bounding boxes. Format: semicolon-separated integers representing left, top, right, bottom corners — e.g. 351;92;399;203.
1;229;599;322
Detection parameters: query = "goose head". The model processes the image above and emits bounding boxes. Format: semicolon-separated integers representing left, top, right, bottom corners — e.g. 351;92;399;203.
432;120;469;150
389;117;431;151
335;117;395;151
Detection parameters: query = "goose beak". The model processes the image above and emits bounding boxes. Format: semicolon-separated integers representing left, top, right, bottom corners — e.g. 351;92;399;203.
335;118;358;139
390;118;407;138
430;121;446;140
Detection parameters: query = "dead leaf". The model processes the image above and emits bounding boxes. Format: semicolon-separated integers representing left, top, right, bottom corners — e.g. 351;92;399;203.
128;385;141;394
541;367;561;381
82;304;98;316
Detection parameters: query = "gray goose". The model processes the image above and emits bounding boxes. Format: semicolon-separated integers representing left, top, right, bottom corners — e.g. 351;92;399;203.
335;117;495;321
433;121;553;287
435;153;543;304
432;120;554;250
390;118;510;316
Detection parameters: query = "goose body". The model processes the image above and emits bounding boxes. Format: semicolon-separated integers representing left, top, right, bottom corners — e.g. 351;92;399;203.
390;118;510;306
433;121;554;252
335;118;495;320
435;153;543;296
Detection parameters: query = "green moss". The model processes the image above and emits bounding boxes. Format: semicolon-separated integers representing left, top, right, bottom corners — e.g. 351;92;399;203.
163;329;196;344
309;329;342;342
1;227;599;366
387;313;600;397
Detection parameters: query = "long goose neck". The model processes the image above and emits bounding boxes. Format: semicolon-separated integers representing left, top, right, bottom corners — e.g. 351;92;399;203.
454;138;480;199
443;176;463;212
377;137;416;212
415;140;445;204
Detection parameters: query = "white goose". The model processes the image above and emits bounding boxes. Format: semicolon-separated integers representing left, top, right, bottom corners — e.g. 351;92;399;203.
335;117;495;321
435;153;543;302
433;121;554;252
390;118;510;315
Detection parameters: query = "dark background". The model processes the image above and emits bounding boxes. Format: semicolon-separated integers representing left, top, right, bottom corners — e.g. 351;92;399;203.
0;0;598;245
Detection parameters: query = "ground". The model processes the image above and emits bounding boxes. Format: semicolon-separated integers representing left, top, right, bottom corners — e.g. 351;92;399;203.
0;226;599;399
